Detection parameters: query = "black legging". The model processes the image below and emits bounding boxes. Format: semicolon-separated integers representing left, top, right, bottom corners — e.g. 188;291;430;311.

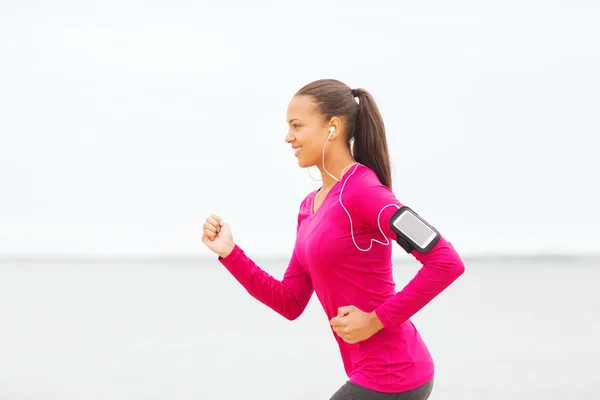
329;378;434;400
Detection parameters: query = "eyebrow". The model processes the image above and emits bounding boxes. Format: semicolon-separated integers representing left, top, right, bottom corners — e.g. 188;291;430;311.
288;118;301;124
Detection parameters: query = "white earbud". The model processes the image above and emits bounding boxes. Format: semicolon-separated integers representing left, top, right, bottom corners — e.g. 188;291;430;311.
328;126;335;140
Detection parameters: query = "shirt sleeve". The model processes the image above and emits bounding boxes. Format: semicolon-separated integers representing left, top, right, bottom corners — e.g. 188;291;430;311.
217;200;314;321
348;169;465;332
218;245;314;321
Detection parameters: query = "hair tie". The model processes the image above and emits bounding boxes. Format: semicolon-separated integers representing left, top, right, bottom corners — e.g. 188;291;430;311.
351;88;358;98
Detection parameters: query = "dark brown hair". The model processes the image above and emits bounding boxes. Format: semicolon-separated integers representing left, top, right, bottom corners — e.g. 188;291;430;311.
296;79;392;189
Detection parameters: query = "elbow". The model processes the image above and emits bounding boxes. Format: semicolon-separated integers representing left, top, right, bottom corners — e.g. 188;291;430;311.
418;239;466;280
441;240;466;280
446;244;465;279
279;287;312;321
284;312;300;321
453;257;465;279
282;309;302;321
280;300;309;321
436;247;466;283
278;302;304;321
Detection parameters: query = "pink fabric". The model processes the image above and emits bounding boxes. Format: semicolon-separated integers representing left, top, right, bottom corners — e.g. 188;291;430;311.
219;164;465;393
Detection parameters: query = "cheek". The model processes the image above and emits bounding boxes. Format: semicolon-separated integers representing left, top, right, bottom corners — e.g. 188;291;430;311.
299;143;320;165
300;132;323;156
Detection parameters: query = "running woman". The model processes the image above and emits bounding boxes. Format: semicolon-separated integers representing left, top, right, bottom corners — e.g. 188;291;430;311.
202;79;465;400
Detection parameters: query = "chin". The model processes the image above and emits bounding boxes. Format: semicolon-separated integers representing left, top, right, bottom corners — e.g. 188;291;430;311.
294;151;318;169
297;157;316;169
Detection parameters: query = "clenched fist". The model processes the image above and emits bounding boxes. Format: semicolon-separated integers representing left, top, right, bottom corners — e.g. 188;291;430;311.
329;305;384;344
202;214;235;258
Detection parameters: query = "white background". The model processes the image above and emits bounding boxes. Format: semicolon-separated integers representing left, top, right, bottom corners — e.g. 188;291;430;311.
1;0;598;258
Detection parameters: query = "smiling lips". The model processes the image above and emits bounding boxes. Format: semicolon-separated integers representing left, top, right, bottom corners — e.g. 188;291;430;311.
293;146;303;157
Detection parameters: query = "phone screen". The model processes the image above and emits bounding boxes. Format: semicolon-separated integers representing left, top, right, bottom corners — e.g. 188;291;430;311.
393;211;437;248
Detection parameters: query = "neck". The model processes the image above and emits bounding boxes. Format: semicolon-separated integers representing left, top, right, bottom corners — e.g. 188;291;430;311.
317;147;356;190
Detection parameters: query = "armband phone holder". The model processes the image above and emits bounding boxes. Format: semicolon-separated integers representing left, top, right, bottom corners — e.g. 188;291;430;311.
389;206;440;253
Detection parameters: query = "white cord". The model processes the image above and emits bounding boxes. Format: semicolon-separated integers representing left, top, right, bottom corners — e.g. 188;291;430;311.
320;137;399;252
338;165;399;252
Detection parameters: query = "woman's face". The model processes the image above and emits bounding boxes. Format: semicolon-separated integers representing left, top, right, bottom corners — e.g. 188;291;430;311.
285;95;330;168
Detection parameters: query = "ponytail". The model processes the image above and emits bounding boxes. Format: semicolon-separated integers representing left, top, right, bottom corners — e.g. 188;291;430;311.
351;88;393;189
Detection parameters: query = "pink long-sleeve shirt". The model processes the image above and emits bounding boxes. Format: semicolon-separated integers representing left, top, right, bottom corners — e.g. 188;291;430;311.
218;164;465;393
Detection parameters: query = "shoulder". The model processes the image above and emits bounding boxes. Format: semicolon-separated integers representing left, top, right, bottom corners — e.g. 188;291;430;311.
341;164;402;218
341;164;385;195
298;190;316;212
296;189;317;226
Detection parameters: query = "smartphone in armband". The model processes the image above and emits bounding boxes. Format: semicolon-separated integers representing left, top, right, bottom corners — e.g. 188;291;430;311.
389;206;440;253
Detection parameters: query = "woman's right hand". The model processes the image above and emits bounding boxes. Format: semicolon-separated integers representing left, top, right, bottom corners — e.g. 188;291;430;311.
202;214;235;258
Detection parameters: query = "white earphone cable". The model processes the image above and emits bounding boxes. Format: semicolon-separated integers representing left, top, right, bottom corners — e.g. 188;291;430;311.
320;126;399;252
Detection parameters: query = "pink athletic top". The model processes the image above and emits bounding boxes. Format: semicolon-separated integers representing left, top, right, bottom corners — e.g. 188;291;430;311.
218;164;465;393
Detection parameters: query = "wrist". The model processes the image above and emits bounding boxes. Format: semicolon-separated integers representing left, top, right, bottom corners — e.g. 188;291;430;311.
218;243;236;259
369;310;385;332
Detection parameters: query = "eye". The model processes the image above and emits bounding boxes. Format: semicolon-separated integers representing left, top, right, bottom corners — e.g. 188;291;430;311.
292;124;300;129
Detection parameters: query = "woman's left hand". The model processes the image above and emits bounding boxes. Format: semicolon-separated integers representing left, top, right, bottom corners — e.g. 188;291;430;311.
329;305;385;344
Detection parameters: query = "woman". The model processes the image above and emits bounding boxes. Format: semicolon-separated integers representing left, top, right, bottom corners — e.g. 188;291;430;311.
202;79;465;400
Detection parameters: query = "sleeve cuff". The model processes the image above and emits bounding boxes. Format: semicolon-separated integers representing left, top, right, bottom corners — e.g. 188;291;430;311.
218;244;243;263
217;245;251;279
374;305;402;333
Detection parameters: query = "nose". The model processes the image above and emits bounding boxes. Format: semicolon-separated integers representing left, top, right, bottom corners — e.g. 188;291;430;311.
284;130;294;144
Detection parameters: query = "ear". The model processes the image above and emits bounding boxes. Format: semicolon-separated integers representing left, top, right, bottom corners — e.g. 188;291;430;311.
327;117;342;140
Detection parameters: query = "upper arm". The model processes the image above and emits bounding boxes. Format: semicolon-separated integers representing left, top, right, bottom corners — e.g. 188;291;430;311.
346;171;402;240
346;168;460;262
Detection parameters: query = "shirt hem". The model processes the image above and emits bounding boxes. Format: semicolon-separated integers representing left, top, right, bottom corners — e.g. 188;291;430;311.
349;370;435;394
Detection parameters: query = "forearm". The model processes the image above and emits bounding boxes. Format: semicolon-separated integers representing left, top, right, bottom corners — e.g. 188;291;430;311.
374;237;465;330
343;168;465;330
219;245;313;321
